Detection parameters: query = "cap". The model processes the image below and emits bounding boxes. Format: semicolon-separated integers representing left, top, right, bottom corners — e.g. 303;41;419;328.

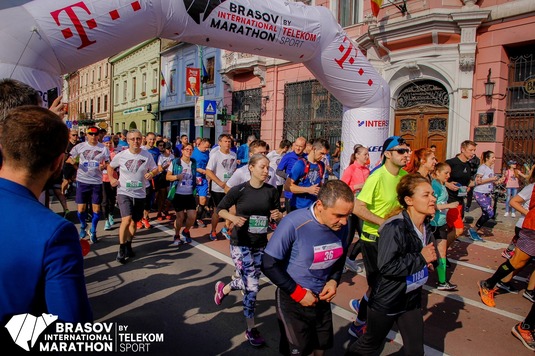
381;136;406;163
102;135;111;143
508;160;517;165
86;126;99;134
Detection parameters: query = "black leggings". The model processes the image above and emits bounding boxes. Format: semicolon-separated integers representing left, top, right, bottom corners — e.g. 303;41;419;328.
347;214;363;260
346;307;424;356
102;182;117;218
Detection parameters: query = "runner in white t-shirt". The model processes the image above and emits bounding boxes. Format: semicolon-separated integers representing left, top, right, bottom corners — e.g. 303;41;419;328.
66;126;110;242
108;129;159;264
267;139;292;198
205;134;237;241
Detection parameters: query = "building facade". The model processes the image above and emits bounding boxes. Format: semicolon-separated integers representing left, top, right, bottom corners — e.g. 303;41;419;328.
109;39;161;136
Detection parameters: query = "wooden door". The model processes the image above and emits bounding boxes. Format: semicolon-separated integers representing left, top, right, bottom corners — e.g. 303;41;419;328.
394;106;448;162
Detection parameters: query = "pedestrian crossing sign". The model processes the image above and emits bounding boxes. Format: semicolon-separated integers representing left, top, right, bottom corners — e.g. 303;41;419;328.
204;100;217;115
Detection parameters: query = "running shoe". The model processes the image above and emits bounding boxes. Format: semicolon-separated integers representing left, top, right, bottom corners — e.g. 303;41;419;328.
512;212;517;218
512;323;535;351
502;248;515;259
172;236;183;246
496;281;519;294
88;230;98;244
181;229;192;244
165;212;172;220
477;280;497;307
79;228;87;239
125;241;135;258
116;245;126;264
104;220;112;231
437;282;458;291
349;299;360;314
245;328;265;347
196;219;206;228
156;214;163;221
504;212;509;217
348;322;367;338
108;215;114;226
468;228;484;242
214;281;226;305
523;289;535;303
209;231;218;241
136;220;143;229
142;218;151;229
345;258;363;274
63;209;70;218
221;227;231;240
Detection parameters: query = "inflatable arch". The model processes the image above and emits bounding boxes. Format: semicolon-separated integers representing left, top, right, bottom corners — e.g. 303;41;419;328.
0;0;390;170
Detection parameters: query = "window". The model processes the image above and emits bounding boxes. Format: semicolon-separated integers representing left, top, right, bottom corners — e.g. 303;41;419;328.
91;70;94;83
205;57;215;85
123;80;127;101
104;95;108;112
339;0;361;27
153;68;158;91
169;69;176;94
115;83;119;103
97;66;101;81
105;63;109;78
84;100;87;113
90;99;94;115
97;97;101;113
132;77;137;100
142;73;147;94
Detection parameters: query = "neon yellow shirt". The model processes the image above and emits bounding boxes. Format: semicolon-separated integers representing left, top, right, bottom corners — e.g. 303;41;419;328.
357;165;407;240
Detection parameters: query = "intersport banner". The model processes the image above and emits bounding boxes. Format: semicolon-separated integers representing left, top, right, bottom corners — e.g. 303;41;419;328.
0;0;389;170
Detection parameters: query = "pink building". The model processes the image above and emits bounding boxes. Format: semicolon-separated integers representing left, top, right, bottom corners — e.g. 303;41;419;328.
221;0;535;169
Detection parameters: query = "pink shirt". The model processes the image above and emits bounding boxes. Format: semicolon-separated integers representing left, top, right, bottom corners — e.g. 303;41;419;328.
505;168;520;189
341;161;370;193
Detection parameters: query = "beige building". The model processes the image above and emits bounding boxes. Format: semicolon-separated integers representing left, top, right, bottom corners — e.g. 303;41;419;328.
109;39;161;135
77;58;112;131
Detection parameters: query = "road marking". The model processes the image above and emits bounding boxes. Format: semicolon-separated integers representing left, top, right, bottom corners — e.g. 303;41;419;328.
153;223;449;355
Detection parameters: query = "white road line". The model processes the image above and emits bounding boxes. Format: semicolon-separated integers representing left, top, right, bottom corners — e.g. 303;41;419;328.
154;223;449;355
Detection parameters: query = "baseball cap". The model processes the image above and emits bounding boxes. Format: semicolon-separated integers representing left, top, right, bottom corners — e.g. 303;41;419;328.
381;136;406;163
87;126;99;134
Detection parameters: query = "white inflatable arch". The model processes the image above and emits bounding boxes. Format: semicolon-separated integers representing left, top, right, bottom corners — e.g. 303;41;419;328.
0;0;390;170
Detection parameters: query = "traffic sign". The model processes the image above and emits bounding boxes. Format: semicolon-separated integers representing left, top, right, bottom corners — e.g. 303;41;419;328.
204;100;217;115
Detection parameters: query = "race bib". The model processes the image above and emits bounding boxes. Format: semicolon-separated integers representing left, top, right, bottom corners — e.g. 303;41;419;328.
248;215;268;234
223;172;232;181
310;242;343;270
83;161;99;168
456;185;467;197
406;266;428;293
126;180;143;189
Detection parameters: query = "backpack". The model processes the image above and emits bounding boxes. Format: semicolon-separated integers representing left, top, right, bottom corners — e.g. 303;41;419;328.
296;158;325;186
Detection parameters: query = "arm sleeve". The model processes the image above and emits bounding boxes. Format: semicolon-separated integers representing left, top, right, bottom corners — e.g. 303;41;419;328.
261;253;299;295
44;222;93;323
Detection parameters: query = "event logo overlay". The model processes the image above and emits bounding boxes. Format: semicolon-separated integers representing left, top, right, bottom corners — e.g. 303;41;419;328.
5;314;164;352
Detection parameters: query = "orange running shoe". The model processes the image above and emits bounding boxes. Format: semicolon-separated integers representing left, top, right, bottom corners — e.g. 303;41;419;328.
136;220;143;229
478;280;496;307
142;218;151;229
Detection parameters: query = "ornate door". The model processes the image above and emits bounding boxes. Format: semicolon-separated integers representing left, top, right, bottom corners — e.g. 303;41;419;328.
394;81;450;162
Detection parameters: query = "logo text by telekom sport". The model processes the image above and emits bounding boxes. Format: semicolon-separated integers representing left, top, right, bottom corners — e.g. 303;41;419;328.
357;120;389;127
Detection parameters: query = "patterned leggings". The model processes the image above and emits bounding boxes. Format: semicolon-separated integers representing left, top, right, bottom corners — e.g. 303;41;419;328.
474;192;494;229
229;245;264;319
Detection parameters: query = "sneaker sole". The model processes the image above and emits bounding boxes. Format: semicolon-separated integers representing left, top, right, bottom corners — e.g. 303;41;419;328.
523;293;535;303
245;337;265;347
348;299;360;314
512;325;535;351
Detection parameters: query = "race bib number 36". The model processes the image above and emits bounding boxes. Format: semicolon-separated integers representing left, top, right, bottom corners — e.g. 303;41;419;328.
310;242;343;270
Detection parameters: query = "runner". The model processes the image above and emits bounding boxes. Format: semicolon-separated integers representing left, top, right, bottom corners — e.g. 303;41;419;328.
512;303;535;351
108;129;159;264
205;134;237;240
266;139;292;200
166;143;197;245
468;151;505;240
431;162;459;291
262;180;354;355
406;147;437;181
138;132;160;229
66;126;110;242
101;135;118;231
191;138;211;227
349;136;409;337
213;154;282;347
347;174;437;356
276;137;307;214
341;144;370;274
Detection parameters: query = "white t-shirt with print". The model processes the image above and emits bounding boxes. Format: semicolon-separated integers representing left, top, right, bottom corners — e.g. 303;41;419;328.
70;142;110;185
110;149;157;199
226;164;278;189
267;150;285;186
474;164;495;194
206;150;237;193
167;159;194;195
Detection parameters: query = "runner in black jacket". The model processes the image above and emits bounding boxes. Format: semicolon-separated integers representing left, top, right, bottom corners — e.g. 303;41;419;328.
347;174;438;356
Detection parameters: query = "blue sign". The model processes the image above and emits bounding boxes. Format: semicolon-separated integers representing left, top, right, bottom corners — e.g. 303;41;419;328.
66;120;72;128
204;100;217;115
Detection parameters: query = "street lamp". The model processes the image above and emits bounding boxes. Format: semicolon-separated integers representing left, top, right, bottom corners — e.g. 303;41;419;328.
147;103;158;120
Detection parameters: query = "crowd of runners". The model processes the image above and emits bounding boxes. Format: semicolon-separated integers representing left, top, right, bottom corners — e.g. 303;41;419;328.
2;78;535;354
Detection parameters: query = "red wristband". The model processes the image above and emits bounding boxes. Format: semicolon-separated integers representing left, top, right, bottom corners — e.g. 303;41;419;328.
290;284;307;303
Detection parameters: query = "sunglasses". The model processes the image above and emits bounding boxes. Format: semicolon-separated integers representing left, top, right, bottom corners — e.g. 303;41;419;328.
87;132;98;136
388;148;410;154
